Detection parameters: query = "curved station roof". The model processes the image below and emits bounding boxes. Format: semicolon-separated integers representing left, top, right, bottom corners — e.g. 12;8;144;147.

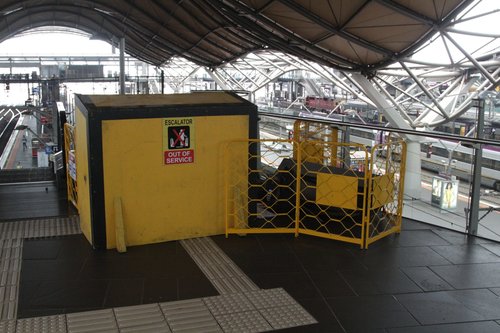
0;0;473;71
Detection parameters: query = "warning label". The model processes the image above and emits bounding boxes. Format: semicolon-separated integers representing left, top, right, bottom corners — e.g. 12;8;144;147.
168;126;190;149
163;118;194;165
164;150;194;164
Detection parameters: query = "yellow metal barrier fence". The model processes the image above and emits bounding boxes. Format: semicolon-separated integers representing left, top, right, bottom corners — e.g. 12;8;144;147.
365;139;407;247
297;140;369;247
64;123;78;210
225;139;298;236
225;122;406;249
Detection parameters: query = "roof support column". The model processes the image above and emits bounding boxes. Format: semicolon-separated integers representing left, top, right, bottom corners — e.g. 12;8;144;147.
119;37;126;95
207;69;231;90
160;70;165;94
351;73;421;199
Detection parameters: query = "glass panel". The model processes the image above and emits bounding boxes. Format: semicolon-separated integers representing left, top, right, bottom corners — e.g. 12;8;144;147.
259;117;500;242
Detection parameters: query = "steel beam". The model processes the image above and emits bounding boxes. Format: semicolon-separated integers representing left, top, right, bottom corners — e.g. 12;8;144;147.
119;37;126;95
351;73;422;199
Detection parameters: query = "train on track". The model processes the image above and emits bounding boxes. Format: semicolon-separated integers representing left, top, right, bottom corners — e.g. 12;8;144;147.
348;127;500;191
304;96;341;112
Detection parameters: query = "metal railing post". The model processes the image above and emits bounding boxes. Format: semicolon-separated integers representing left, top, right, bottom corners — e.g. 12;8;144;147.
468;98;485;236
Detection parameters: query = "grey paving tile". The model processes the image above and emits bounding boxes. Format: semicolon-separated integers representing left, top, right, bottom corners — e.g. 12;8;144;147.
339;268;422;295
431;228;492;245
307;271;356;298
388;230;451;247
387;321;500;333
401;267;454;292
248;270;321;301
480;243;500;256
396;289;500;325
287;298;344;332
9;211;500;333
295;249;364;272
327;295;418;331
430;244;500;264
354;246;451;268
401;220;434;230
430;262;500;289
490;288;500;297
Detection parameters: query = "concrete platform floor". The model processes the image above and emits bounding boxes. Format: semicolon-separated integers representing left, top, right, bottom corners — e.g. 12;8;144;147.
2;182;500;332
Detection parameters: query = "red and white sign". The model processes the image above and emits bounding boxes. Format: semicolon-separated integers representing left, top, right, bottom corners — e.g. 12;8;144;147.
164;149;194;165
163;117;195;165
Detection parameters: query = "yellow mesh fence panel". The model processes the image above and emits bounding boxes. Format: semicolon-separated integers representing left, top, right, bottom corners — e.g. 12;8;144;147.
293;120;337;165
366;139;406;247
225;121;406;249
64;123;78;210
297;141;368;247
225;139;297;235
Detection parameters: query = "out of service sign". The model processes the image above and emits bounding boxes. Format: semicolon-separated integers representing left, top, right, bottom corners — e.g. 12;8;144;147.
163;117;195;165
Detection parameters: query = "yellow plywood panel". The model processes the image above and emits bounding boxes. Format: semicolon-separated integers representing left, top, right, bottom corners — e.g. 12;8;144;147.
372;174;394;209
101;115;248;248
75;106;92;244
316;173;359;210
89;92;242;108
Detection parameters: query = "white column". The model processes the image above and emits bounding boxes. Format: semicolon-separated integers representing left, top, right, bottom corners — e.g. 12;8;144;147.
351;73;422;199
405;141;422;199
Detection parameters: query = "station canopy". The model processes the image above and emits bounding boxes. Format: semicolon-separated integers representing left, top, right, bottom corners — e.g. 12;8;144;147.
0;0;473;71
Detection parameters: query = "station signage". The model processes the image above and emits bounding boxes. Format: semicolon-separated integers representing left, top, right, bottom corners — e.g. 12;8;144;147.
431;177;459;211
163;117;195;165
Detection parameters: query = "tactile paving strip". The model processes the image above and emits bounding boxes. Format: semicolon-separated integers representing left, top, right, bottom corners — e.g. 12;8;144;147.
16;314;66;333
180;237;258;294
0;289;315;332
0;286;17;321
114;303;169;332
0;216;81;321
119;321;170;333
66;309;118;333
160;298;222;333
260;302;317;330
244;288;295;309
215;310;272;333
203;293;255;316
0;218;318;332
0;216;81;240
0;319;15;333
0;242;22;321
